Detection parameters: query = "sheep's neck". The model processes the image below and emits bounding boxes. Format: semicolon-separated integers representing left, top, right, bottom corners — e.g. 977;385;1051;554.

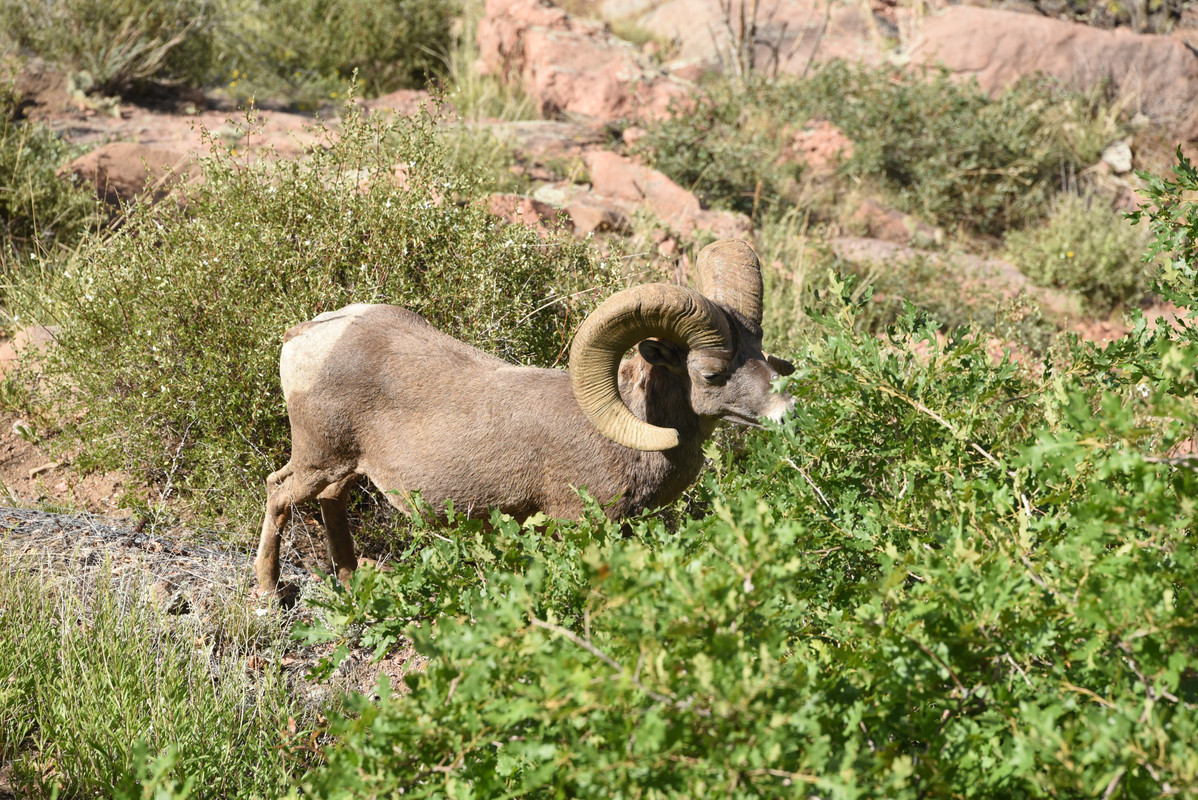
615;357;712;512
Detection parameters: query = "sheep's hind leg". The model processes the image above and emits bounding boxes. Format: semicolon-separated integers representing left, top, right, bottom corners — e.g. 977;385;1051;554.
255;464;330;593
318;475;361;584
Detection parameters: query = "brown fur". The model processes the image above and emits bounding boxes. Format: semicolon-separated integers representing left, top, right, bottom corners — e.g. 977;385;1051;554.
254;303;791;590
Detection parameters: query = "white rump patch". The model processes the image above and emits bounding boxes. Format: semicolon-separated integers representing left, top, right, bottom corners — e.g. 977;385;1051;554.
280;304;375;399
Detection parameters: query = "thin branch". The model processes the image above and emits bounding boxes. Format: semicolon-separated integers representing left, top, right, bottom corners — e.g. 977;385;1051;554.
530;617;711;717
1144;453;1198;468
785;458;831;509
907;635;966;693
871;382;1004;469
1101;770;1125;800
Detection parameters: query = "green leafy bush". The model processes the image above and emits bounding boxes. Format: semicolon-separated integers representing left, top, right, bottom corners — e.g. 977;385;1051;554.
290;153;1198;795
1006;192;1151;313
22;106;613;525
296;286;1198;796
0;0;220;93
1131;146;1198;301
220;0;454;105
0;88;102;276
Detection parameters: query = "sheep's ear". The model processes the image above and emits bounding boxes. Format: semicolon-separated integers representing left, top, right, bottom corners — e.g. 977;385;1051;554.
638;339;686;375
765;353;795;376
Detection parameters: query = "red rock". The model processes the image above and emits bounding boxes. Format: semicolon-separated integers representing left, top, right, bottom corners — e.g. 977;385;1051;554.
58;142;193;206
585;150;697;221
566;198;634;235
910;6;1198;140
360;89;444;117
582;150;749;237
476;0;695;121
622;125;648;146
779;120;854;177
605;0;887;77
849;197;941;246
486;193;572;234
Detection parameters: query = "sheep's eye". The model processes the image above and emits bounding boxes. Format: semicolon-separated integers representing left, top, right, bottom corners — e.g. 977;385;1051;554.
702;371;728;384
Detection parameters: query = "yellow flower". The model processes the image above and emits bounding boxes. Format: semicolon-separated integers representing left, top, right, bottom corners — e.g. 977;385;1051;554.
1066;251;1074;258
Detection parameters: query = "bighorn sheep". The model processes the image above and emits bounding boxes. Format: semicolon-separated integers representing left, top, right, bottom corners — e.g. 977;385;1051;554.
254;239;795;592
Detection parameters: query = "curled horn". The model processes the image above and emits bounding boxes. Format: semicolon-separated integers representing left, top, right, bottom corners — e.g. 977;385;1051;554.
570;284;730;451
694;239;764;325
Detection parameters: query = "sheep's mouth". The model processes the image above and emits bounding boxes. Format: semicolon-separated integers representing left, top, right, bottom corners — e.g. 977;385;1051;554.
721;410;766;429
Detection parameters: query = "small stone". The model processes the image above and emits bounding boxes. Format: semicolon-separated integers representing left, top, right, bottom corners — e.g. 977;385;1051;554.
1101;141;1133;174
28;461;59;479
622;126;648;146
151;579;190;615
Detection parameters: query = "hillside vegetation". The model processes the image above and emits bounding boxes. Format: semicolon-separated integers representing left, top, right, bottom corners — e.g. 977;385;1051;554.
1;0;1196;797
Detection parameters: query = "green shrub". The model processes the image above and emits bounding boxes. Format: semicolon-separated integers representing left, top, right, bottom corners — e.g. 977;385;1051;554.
0;0;220;93
787;63;1121;236
0;564;309;798
220;0;454;106
1006;192;1151;313
641;65;1123;237
21;105;614;526
0;88;102;282
1131;145;1198;301
290;158;1198;797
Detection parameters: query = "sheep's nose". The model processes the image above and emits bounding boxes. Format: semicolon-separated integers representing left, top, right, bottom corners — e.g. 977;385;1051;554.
764;392;795;424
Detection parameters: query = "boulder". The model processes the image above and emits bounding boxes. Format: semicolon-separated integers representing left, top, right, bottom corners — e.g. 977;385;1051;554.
476;0;695;120
565;196;635;235
778;120;855;177
601;0;887;77
12;61;75;120
583;150;750;237
849;197;941;247
532;182;635;235
59;142;193;206
486;193;573;235
910;6;1198;140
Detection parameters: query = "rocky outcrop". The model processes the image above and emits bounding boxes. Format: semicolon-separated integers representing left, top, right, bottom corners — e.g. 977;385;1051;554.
486;193;573;235
584;150;751;237
600;0;887;77
59;143;194;206
831;237;1082;320
777;120;855;177
910;6;1198;140
476;0;695;120
525;151;748;238
849;197;941;247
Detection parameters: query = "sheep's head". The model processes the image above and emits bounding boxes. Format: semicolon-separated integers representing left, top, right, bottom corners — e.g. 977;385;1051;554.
570;239;795;451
